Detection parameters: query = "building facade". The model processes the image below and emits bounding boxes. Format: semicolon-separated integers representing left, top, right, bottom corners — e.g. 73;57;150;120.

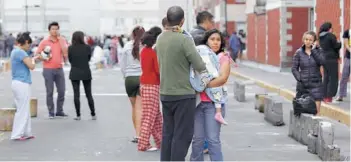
245;0;351;72
0;0;193;38
193;0;246;35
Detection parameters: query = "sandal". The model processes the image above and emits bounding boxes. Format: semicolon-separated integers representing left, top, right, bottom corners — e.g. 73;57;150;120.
131;137;138;143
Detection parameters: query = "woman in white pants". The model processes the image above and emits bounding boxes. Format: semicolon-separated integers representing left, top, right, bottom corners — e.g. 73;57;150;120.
10;32;38;140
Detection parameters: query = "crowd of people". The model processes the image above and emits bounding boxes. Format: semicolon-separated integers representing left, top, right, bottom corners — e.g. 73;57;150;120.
5;4;349;162
292;22;350;115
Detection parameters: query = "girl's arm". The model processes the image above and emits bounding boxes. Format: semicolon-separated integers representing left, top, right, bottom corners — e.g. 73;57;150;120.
207;54;231;88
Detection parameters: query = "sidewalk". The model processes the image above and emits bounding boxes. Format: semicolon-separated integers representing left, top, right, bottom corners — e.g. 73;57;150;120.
231;62;350;126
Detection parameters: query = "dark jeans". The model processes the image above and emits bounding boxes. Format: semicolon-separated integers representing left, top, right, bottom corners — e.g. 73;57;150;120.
160;98;196;161
323;60;339;98
43;68;66;116
71;80;95;117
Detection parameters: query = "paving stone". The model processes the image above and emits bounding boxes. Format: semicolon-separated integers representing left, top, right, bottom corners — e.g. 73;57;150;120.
264;96;284;126
0;108;16;131
234;80;245;102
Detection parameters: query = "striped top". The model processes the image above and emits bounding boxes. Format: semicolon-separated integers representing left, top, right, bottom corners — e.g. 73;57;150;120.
119;41;142;77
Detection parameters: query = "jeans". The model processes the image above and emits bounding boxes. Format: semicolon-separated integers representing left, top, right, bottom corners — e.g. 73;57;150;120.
339;58;350;97
191;102;225;161
43;68;66;116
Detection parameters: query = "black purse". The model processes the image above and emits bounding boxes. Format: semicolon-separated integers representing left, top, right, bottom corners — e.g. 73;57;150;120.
293;83;317;117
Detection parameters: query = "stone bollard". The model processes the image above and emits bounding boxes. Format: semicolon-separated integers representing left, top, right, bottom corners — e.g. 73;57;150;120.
233;80;245;102
264;96;284;126
255;93;267;113
30;98;38;117
0;108;16;131
316;121;340;161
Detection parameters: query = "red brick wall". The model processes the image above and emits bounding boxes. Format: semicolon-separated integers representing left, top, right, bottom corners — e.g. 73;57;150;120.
227;21;236;35
247;14;256;61
257;15;267;64
345;0;350;29
267;9;281;67
287;8;309;58
315;0;341;39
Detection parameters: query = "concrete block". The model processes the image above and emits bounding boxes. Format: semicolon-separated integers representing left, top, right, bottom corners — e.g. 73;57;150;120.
0;108;16;131
307;133;318;154
316;121;335;157
288;109;294;137
320;144;341;161
299;113;313;145
254;93;267;113
233;80;245;102
264;96;284;126
30;98;38;117
308;116;323;136
292;114;303;142
4;61;11;72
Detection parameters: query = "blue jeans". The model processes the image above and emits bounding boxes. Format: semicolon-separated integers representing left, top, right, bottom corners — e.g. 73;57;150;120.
190;102;225;161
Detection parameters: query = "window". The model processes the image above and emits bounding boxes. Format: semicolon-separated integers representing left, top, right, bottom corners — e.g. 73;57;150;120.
133;0;147;3
115;18;125;26
133;18;143;25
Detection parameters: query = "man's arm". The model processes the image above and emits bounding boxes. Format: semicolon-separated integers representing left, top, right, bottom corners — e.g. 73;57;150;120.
182;37;206;72
59;37;68;60
35;40;46;61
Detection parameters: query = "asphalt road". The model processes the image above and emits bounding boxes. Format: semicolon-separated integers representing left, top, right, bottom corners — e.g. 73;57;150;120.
0;67;320;161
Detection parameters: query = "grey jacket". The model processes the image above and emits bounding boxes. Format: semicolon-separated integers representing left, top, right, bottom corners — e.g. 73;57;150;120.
190;26;206;46
119;41;141;77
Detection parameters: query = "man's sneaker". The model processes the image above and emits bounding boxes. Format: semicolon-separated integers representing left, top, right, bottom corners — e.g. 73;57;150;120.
55;113;68;117
49;115;54;119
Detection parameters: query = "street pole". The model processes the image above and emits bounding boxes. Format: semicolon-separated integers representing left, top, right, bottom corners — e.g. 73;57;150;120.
25;0;28;32
224;0;228;36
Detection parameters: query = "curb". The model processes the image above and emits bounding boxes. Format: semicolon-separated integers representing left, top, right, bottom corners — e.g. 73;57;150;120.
231;71;350;127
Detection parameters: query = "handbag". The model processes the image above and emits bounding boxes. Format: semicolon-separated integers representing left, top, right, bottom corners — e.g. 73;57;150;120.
293;93;317;117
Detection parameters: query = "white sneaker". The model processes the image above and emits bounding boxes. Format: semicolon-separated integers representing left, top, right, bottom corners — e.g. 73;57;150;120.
146;147;158;152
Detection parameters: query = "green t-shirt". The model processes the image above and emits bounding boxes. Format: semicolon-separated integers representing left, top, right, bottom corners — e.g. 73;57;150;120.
156;31;206;96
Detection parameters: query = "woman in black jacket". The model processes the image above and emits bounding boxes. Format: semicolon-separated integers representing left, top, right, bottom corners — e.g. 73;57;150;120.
292;31;325;114
318;22;342;103
68;31;96;120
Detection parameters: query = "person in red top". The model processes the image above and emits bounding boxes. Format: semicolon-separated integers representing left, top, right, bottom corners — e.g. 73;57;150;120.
137;27;162;152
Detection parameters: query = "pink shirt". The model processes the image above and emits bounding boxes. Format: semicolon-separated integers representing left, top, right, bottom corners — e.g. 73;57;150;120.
37;37;67;69
200;52;231;102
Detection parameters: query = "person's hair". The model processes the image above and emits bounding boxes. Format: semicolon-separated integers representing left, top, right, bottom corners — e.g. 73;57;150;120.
118;36;124;48
303;31;317;42
148;26;162;36
318;22;332;34
162;17;169;28
166;6;184;26
16;32;32;45
71;31;85;46
196;11;214;25
48;21;60;31
142;27;162;48
200;29;225;54
131;26;145;60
